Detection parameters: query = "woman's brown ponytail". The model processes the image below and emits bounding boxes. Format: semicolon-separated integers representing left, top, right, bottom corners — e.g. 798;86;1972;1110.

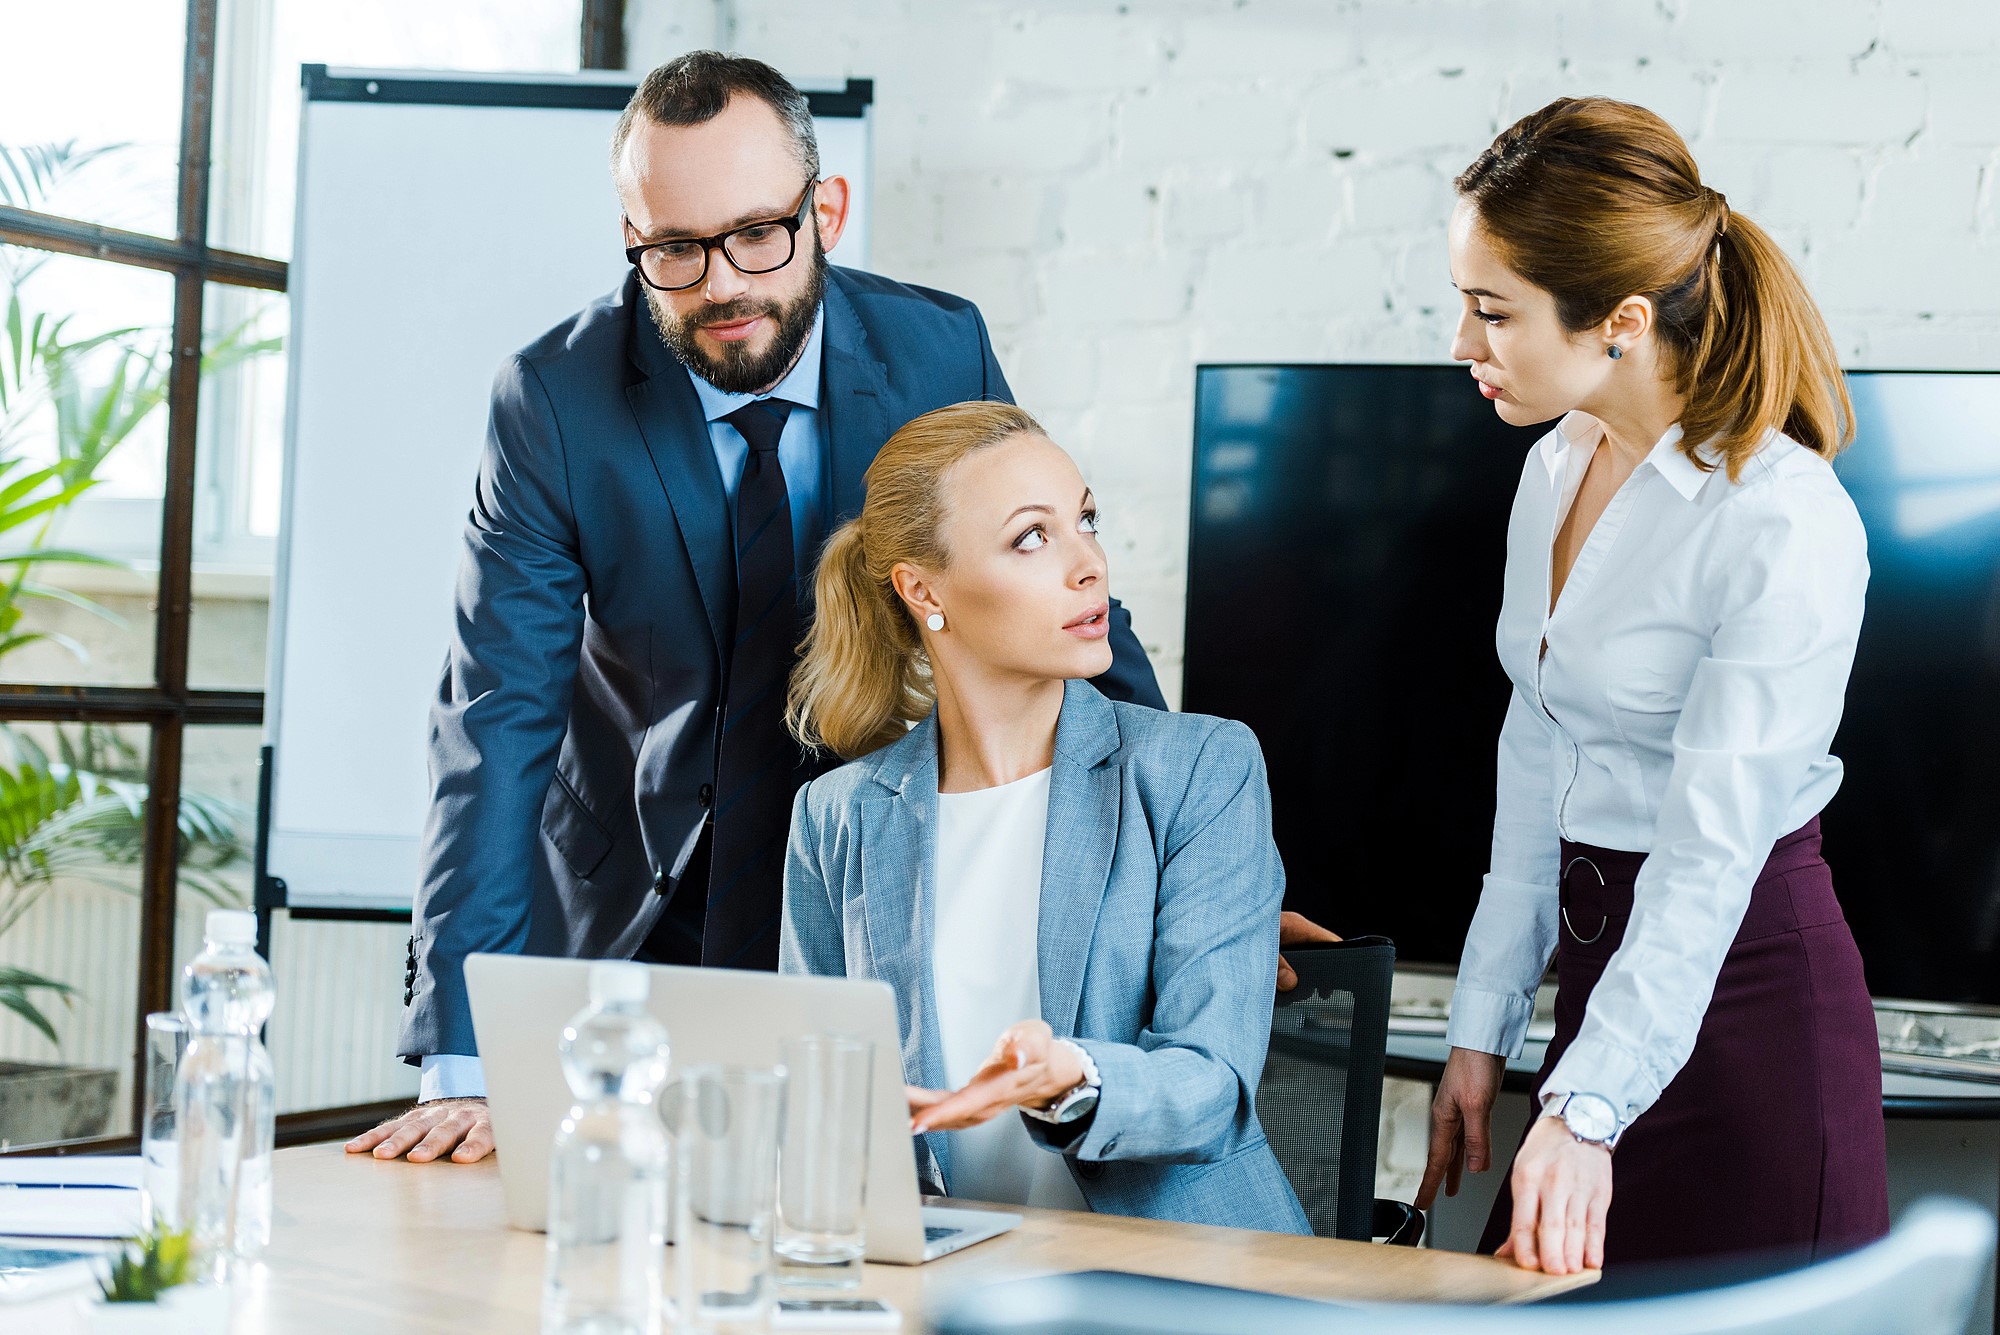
1688;208;1852;467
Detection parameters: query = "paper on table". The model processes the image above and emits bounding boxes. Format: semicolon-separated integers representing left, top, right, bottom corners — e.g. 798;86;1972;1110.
0;1188;145;1240
0;1158;146;1239
0;1157;143;1190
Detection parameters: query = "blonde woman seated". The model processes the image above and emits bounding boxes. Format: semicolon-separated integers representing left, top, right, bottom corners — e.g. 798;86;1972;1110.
779;401;1309;1232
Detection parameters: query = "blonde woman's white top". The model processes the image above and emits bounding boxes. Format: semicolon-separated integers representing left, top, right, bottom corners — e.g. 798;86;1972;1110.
1445;412;1869;1126
932;766;1089;1210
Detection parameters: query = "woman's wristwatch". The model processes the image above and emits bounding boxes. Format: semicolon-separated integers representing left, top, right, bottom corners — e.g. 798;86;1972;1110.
1022;1039;1102;1125
1549;1091;1624;1150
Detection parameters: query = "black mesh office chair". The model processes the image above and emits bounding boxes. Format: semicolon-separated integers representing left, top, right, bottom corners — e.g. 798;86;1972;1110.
1257;935;1425;1245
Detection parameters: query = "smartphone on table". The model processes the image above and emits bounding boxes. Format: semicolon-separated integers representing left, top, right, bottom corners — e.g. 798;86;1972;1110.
771;1296;902;1330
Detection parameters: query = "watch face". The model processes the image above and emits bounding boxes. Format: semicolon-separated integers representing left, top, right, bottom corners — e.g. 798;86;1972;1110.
1564;1095;1618;1142
1057;1087;1100;1124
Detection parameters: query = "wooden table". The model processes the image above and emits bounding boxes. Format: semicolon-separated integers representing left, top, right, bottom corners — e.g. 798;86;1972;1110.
211;1142;1592;1331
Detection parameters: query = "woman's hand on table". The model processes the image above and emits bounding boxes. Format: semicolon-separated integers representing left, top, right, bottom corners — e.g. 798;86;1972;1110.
1416;1046;1506;1207
906;1020;1086;1133
345;1097;495;1163
1277;911;1343;991
1495;1113;1611;1275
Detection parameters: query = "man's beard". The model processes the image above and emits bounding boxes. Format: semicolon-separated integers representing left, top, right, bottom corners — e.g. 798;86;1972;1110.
647;239;827;395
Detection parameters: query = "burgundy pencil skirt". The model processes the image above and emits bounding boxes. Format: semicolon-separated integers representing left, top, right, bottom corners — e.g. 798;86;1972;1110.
1478;818;1890;1268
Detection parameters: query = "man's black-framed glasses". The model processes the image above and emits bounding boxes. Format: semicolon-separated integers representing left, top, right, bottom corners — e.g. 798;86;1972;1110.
624;181;818;292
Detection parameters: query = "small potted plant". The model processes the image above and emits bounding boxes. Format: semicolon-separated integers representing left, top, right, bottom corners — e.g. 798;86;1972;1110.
88;1227;231;1332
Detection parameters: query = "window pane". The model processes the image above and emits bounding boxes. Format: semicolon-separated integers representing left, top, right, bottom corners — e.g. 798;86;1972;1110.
174;725;417;1114
211;0;586;258
0;247;171;687
191;283;286;689
0;722;152;1147
0;3;186;239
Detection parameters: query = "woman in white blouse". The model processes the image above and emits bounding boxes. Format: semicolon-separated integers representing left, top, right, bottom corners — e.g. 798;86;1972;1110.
1416;96;1888;1275
778;401;1310;1232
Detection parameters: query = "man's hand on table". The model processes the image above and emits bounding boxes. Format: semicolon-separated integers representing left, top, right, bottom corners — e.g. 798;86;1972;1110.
346;1097;495;1163
1277;911;1342;992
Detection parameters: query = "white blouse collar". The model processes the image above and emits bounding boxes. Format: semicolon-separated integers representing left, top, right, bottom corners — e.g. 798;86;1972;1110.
1543;411;1718;503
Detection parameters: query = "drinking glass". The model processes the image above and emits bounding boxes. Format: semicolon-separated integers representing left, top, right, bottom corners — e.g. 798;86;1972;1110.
141;1012;187;1227
776;1036;874;1289
672;1065;786;1332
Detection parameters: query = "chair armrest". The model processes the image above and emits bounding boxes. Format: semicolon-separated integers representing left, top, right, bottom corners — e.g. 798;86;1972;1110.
1372;1198;1426;1247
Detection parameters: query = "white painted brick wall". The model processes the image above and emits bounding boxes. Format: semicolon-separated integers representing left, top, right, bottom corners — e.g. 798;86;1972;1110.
626;0;2000;705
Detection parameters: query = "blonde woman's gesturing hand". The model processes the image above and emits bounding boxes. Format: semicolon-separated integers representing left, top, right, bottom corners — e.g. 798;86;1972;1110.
908;1020;1087;1133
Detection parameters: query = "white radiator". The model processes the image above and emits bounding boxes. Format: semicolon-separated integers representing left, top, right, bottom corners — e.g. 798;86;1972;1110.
0;883;416;1128
264;911;421;1113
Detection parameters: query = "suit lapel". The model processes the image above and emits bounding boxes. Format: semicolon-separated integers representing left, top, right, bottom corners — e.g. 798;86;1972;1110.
821;276;889;531
855;715;954;1186
623;278;731;656
1037;681;1122;1038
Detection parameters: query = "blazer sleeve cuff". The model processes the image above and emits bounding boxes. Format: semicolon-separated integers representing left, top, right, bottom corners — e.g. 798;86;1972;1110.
1039;1038;1139;1161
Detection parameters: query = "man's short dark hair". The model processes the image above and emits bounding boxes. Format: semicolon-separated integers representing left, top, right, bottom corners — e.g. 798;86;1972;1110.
612;51;820;182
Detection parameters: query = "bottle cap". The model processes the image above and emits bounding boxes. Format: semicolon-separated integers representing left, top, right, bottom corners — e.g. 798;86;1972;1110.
205;909;258;946
589;961;650;1006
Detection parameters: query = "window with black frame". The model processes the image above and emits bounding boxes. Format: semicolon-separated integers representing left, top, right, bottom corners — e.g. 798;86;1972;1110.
0;0;611;1152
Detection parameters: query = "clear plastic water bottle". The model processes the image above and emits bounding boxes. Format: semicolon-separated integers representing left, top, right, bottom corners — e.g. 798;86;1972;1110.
543;961;672;1335
174;909;276;1280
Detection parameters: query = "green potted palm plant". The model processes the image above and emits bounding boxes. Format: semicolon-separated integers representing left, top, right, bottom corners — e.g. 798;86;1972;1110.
0;724;250;1143
0;140;272;1144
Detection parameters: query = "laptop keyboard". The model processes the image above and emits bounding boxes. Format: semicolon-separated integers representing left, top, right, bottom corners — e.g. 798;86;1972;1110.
924;1226;963;1243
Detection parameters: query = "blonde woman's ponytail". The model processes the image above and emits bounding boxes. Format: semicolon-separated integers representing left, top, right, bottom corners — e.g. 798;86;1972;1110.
787;519;927;759
787;400;1045;760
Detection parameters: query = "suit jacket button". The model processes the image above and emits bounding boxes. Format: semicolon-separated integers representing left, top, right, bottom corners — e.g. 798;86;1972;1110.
697;784;714;808
1078;1159;1104;1181
652;868;668;894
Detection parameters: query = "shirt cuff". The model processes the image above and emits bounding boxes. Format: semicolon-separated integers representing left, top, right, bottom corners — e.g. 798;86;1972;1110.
1444;984;1537;1058
419;1053;487;1102
1539;1034;1656;1127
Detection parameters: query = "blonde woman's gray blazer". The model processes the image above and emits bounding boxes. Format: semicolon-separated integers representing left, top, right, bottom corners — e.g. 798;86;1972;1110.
780;678;1310;1234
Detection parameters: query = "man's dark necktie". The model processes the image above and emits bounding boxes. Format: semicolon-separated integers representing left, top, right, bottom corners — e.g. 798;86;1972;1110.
703;398;809;969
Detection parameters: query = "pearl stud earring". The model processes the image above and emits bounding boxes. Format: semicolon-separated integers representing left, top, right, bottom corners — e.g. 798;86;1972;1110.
926;613;945;632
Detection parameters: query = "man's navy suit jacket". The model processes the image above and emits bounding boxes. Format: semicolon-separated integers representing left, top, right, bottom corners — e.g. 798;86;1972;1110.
399;266;1165;1062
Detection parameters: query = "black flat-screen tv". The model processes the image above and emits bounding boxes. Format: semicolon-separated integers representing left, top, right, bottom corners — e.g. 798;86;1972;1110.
1184;365;2000;1008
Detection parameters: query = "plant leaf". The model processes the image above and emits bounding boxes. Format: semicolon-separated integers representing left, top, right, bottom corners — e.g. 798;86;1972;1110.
0;983;63;1046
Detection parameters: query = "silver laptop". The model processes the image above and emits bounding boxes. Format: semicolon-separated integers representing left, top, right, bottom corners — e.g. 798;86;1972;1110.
464;953;1020;1264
